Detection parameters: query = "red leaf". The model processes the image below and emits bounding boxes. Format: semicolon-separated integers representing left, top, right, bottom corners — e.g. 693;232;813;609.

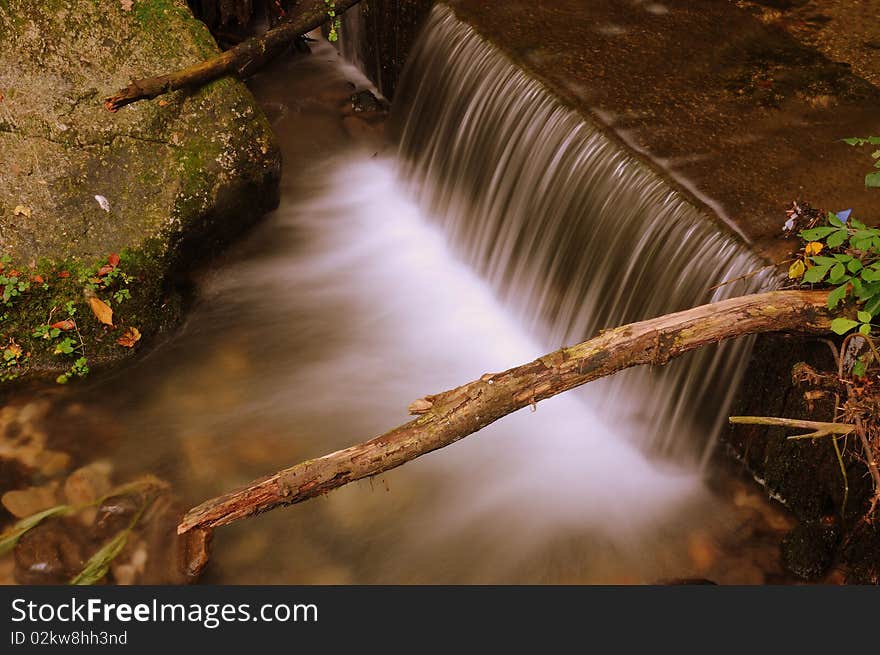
107;253;120;268
97;264;114;277
31;274;44;284
58;271;70;279
116;327;141;348
50;320;75;331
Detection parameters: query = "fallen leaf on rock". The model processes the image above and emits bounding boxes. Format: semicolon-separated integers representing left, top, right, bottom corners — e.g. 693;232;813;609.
2;482;60;518
31;274;44;284
64;461;113;506
116;327;141;348
13;205;31;217
94;195;110;213
97;264;114;277
50;320;75;331
88;297;113;326
107;253;120;268
58;271;70;278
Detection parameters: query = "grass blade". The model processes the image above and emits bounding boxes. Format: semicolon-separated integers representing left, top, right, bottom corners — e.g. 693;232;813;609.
0;505;71;556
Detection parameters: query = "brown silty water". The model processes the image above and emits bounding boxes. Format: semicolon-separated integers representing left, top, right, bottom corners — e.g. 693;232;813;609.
0;15;806;584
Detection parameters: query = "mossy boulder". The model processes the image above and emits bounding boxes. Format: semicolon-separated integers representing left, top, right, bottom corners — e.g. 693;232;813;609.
0;0;281;386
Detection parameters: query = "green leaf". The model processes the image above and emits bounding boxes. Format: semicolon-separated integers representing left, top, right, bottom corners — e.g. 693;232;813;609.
859;323;872;335
852;237;873;250
850;219;868;231
70;529;131;585
0;505;71;555
799;227;838;240
853;358;867;377
802;264;831;284
848;258;864;274
829;263;847;283
842;137;863;146
865;294;880;316
828;283;849;309
811;256;839;265
866;172;880;188
858;310;872;323
827;229;848;248
857;281;876;299
831;318;859;335
870;136;880;145
828;213;846;228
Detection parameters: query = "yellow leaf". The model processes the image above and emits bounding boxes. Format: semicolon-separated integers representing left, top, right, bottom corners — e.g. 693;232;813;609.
788;260;805;279
88;297;113;326
804;241;824;256
13;205;31;217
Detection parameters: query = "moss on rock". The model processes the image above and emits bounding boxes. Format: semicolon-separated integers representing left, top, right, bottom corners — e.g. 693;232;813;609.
0;0;281;387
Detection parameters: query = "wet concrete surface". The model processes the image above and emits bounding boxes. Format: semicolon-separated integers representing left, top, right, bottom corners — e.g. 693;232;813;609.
737;0;880;87
446;0;880;261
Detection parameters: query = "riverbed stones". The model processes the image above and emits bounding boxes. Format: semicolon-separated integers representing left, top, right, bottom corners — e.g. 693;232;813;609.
0;0;280;382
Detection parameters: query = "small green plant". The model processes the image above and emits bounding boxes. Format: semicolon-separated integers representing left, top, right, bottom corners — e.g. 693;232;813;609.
324;0;341;42
0;267;30;308
842;136;880;188
1;339;26;382
56;356;89;385
53;336;77;355
831;310;874;338
790;209;880;333
32;324;62;340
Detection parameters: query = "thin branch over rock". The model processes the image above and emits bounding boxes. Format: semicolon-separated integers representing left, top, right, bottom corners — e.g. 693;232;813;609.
105;0;363;112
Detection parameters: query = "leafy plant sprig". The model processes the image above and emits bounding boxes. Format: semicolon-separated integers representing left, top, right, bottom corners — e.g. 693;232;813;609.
790;209;880;334
842;136;880;188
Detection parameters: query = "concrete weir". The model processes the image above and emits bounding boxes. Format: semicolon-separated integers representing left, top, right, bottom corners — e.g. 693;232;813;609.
345;0;880;580
351;0;880;259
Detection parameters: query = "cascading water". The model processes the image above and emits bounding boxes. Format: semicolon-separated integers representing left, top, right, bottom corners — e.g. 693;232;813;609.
390;4;775;466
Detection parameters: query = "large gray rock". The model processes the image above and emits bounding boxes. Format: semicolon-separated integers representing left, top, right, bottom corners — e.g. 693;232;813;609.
0;0;280;384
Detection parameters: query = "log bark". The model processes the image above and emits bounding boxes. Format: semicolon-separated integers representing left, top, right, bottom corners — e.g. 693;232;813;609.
105;0;363;112
178;289;836;534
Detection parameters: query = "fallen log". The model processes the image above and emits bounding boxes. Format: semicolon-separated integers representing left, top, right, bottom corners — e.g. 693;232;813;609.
105;0;363;112
178;289;836;534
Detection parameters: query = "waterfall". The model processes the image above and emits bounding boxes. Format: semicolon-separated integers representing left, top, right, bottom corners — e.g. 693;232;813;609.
389;5;775;465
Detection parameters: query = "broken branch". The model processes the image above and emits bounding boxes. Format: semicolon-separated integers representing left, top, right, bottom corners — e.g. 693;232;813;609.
178;289;836;534
728;416;856;440
105;0;363;112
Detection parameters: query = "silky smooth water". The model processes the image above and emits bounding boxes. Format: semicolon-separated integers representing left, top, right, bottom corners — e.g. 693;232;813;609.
392;5;774;466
